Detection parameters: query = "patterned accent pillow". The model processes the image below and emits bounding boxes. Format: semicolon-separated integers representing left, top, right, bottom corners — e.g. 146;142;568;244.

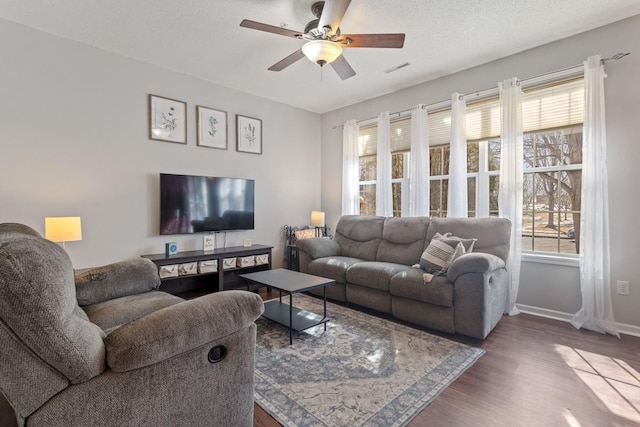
441;233;477;253
293;228;316;244
419;232;475;276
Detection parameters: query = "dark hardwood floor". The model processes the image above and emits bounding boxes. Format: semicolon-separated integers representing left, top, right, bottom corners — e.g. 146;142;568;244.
252;289;640;427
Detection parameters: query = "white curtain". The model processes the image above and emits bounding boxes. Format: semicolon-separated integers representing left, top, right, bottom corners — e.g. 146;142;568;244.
447;93;468;217
409;105;429;216
570;56;619;337
342;119;360;215
498;77;523;316
376;112;393;216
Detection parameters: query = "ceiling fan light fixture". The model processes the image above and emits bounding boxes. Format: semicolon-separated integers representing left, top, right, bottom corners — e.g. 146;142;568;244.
302;40;342;66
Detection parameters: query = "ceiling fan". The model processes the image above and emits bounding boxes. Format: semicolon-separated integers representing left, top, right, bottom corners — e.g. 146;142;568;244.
240;0;405;80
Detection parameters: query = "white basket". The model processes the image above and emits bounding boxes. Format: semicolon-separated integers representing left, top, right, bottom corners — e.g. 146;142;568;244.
255;254;269;265
237;256;255;268
222;257;237;270
178;262;197;276
158;264;178;279
197;260;218;274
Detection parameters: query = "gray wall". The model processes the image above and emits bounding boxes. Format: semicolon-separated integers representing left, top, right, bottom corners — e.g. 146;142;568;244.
1;15;638;331
0;19;321;269
320;15;640;330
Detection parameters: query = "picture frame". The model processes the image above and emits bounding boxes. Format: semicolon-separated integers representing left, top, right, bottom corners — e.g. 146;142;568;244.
236;114;262;154
197;105;227;149
148;94;187;144
203;234;215;251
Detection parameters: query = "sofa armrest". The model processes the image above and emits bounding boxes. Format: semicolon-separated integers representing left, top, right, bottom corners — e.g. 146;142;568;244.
75;258;161;306
104;290;264;372
449;253;508;339
296;238;341;260
446;252;505;282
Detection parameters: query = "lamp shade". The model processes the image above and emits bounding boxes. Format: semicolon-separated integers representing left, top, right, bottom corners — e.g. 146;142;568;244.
45;217;82;244
302;40;343;66
310;211;325;227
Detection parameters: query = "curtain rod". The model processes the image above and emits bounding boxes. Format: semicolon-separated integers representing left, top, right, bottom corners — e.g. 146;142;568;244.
332;52;630;130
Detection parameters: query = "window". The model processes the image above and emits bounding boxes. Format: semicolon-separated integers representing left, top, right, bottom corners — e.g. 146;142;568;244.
358;125;377;216
357;77;583;255
358;119;410;216
428;143;482;218
522;127;582;254
521;79;584;255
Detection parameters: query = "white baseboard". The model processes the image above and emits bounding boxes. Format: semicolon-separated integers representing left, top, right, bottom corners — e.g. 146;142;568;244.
516;304;640;338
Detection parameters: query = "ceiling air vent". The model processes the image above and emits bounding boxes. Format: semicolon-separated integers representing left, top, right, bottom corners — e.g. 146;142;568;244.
385;62;410;73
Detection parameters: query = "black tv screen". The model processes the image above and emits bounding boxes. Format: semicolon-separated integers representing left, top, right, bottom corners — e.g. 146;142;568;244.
160;173;255;235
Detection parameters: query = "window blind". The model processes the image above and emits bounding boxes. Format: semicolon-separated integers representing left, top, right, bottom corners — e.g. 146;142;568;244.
358;125;377;156
360;115;436;155
465;98;501;142
358;77;584;154
359;118;413;156
463;78;585;142
522;78;584;132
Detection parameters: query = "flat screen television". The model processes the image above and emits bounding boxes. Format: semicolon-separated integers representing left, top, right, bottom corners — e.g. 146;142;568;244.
159;173;255;235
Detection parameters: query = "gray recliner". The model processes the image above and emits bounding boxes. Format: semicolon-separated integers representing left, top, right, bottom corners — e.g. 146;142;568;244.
0;222;264;426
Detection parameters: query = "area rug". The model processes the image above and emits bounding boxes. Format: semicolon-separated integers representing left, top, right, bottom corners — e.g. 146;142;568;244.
254;294;484;427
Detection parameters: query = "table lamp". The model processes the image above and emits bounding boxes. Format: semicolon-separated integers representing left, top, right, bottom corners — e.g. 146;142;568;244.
45;216;82;249
310;211;326;237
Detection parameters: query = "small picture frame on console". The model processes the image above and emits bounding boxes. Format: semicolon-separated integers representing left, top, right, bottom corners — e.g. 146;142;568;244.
236;114;262;154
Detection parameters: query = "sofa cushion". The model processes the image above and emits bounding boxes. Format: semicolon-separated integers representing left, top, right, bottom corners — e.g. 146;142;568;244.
376;216;430;265
333;215;385;261
308;256;363;284
390;268;454;307
346;261;411;292
83;291;184;331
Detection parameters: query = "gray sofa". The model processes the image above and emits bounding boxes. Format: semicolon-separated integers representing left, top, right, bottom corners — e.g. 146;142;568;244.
0;222;264;426
296;215;511;340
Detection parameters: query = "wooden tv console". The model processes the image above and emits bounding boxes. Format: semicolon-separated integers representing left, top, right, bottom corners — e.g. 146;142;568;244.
142;244;272;299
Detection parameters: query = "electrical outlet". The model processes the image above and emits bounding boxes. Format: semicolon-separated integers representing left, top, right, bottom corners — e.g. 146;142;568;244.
617;280;630;295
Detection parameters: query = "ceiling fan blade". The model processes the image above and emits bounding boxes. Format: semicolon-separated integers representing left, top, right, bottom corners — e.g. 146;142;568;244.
268;49;306;72
318;0;352;37
240;19;302;38
331;55;356;80
340;33;406;48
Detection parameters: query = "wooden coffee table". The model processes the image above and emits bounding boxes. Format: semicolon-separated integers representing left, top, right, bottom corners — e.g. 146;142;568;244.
240;268;334;344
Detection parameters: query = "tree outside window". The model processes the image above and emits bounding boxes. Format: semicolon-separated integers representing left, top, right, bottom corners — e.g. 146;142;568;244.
522;127;582;254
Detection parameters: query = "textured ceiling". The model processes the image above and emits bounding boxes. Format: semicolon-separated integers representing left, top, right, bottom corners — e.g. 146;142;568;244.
1;0;639;113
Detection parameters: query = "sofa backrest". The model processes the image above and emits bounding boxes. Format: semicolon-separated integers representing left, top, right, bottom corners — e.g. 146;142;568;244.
425;217;512;262
0;222;42;238
0;225;106;389
376;217;430;265
334;215;385;260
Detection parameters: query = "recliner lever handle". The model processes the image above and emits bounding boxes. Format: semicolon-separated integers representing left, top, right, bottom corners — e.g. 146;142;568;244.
207;345;228;363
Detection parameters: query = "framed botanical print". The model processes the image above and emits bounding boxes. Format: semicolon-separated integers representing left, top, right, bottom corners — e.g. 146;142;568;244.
148;94;187;144
236;114;262;154
197;106;227;149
